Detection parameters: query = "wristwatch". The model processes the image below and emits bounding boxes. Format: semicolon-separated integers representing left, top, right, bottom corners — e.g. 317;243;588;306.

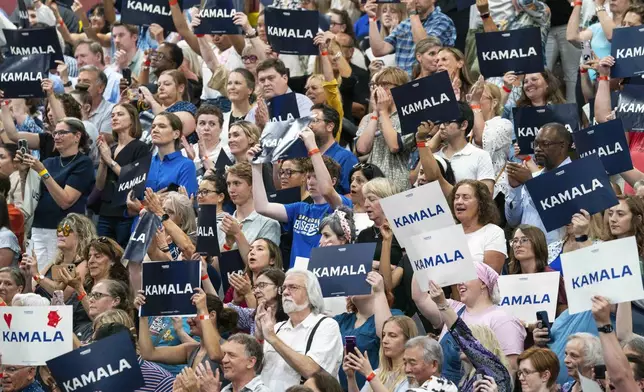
409;9;418;15
245;28;258;38
598;324;614;334
42;172;51;181
480;12;491;19
595;4;606;13
161;213;170;222
109;160;117;169
575;235;589;242
63;80;73;88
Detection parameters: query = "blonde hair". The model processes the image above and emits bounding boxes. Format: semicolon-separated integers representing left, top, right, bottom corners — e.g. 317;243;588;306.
55;213;97;265
461;325;511;387
378;3;407;38
374;67;409;88
92;309;138;353
362;177;400;200
484;83;503;116
230;120;261;147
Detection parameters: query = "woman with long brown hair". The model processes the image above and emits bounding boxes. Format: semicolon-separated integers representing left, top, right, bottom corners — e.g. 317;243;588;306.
437;48;473;101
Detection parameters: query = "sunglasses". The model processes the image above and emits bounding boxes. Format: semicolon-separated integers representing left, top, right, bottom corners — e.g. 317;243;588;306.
57;223;73;237
242;55;258;64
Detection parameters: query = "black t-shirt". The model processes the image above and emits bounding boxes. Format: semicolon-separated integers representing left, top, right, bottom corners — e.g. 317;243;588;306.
99;139;151;217
548;0;575;27
356;226;403;265
39;133;60;162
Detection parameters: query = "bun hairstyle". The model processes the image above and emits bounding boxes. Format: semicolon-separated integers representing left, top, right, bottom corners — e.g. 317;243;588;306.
205;294;239;333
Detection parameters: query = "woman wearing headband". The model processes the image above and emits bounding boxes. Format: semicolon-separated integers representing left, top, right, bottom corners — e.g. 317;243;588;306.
318;206;356;247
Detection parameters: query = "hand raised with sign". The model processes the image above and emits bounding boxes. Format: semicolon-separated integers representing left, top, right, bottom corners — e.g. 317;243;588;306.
571;209;591;237
591;295;612;326
506;162;532;188
416;121;439;141
233;12;251;33
41;79;54;97
71;0;83;14
190;13;202;29
245;145;262;165
149;24;165;44
126;190;143;216
192;287;209;315
133;290;147;311
299;127;317;150
364;0;378;19
428;280;448;308
366;271;385;293
196;363;221;392
597;56;615;77
502;71;517;91
313;32;328;51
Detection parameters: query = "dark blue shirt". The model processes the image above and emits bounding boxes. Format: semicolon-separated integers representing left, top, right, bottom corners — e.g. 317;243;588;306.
146;151;198;197
325;142;359;195
33;153;95;229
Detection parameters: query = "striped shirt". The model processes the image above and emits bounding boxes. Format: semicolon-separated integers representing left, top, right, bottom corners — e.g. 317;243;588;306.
137;357;175;392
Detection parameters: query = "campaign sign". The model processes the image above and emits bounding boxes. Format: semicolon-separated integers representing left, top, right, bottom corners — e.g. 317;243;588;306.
513;104;580;154
525;156;618;232
391;71;460;135
120;0;176;32
3;27;63;69
214;150;234;174
457;0;475;9
616;84;644;131
114;155;151;205
0;306;72;365
219;250;245;293
196;205;220;257
140;260;201;317
476;27;544;78
47;331;144;392
406;224;477;291
561;236;644;314
497;272;559;323
268;186;301;204
265;8;318;55
379;181;454;250
572;119;632;175
123;212;162;263
254;117;311;164
0;55;49;99
309;243;376;297
268;92;301;123
194;0;243;35
611;26;644;78
17;0;29;28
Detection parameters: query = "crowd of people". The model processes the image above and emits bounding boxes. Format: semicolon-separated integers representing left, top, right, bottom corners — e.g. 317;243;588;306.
1;0;644;391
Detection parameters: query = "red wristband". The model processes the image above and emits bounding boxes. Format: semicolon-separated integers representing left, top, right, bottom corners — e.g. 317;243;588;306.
144;59;151;67
308;148;320;157
201;274;209;281
169;0;178;5
574;1;582;5
598;75;610;81
580;68;588;74
502;85;512;93
366;372;377;382
223;243;232;251
77;291;86;301
321;51;328;56
416;141;428;148
470;104;481;110
522;155;532;162
196;34;205;38
58;19;64;27
370;115;378;121
370;17;377;22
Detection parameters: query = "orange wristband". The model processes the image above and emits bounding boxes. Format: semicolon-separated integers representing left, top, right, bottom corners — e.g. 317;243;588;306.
321;51;328;56
598;75;610;81
199;314;210;320
370;115;378;121
58;19;64;27
201;274;209;281
574;1;582;5
77;291;86;301
169;0;178;5
416;141;428;148
470;104;481;110
308;148;320;157
366;372;376;382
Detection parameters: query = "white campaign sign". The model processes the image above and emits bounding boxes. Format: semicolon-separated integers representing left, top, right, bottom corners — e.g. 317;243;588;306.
379;181;454;249
561;236;644;314
0;305;73;365
407;224;477;291
497;272;559;323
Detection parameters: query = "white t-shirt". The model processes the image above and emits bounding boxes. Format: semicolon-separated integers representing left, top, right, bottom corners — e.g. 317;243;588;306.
465;223;507;264
469;0;516;29
436;143;495;184
201;45;244;100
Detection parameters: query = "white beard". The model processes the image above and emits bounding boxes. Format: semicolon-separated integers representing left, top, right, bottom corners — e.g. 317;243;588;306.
283;298;309;314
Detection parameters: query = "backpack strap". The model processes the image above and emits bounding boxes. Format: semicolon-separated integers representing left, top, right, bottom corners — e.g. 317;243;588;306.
300;316;328;384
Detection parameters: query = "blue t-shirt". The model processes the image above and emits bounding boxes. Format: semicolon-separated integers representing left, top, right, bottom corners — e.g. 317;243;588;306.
325;143;359;195
284;196;353;267
334;309;404;390
146;151;199;197
33;154;95;229
148;316;196;375
589;23;611;81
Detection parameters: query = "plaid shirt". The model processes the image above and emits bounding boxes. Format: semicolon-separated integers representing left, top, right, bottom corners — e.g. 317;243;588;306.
384;6;456;75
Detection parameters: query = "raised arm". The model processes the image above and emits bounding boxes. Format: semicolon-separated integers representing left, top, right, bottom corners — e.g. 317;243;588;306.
417;125;454;197
249;147;289;222
411;276;444;329
594;56;615;124
368;272;393;339
366;0;394;57
170;2;200;55
301;128;343;208
566;2;593;47
233;12;269;61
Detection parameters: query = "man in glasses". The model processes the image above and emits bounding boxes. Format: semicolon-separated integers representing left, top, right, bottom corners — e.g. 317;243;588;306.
147;42;183;84
1;365;44;392
505;122;572;244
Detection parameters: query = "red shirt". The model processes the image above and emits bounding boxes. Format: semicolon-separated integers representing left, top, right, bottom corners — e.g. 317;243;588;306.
626;133;644;194
7;204;24;252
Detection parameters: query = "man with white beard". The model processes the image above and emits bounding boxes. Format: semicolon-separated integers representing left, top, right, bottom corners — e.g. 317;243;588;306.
256;269;343;392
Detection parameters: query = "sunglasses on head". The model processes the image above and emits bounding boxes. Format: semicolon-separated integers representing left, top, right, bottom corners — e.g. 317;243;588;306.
57;223;73;237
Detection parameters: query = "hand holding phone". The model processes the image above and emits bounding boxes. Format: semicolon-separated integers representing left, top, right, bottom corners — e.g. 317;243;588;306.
345;336;357;355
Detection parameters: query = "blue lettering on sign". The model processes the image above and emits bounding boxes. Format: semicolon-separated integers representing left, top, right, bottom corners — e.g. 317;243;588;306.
412;250;464;270
2;330;64;342
393;205;446;228
571;265;633;289
500;294;551;306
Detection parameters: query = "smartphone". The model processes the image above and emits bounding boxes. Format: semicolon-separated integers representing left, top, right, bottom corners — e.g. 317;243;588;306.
345;336;357;355
594;364;607;380
18;139;28;155
52;264;76;281
122;68;132;86
536;311;551;341
582;41;592;63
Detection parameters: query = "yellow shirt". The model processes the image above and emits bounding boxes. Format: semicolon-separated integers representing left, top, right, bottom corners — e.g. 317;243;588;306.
322;79;344;142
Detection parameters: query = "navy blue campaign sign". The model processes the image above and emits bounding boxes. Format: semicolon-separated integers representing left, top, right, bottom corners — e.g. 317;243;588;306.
115;155;151;205
196;205;220;257
268;186;301;205
214;151;234;174
512;104;580;154
194;0;243;35
0;55;49;99
476;27;544;78
268;92;301;123
525;156;618;232
123;212;162;263
309;243;377;297
390;71;459;135
121;0;176;32
572;119;633;175
616;84;644;131
3;27;63;69
265;8;319;55
141;260;201;317
17;0;29;28
46;331;144;392
219;250;245;292
254;117;310;164
611;25;644;78
457;0;475;9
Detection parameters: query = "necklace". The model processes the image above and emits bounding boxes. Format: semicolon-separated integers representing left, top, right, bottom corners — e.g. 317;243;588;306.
372;226;380;239
60;153;79;168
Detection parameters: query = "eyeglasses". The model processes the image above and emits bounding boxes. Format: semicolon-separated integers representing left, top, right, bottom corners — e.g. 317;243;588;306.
57;223;73;237
517;369;539;379
509;237;530;247
149;51;165;61
279;169;303;178
252;282;275;290
533;140;564;149
88;292;112;300
369;81;397;90
242;55;258;64
197;189;218;196
52;130;74;138
278;284;305;295
329;21;344;27
3;366;29;375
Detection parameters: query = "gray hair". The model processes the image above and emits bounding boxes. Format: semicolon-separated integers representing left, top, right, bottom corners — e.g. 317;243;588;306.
567;333;603;368
79;65;108;87
489;283;501;305
12;293;51;306
622;335;644;356
285;269;325;315
227;333;264;374
405;336;444;371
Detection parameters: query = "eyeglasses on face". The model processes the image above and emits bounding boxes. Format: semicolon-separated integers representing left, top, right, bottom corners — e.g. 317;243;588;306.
242;55;258;64
52;130;75;138
57;223;73;237
88;291;112;301
278;284;305;295
197;188;218;196
533;140;564;149
516;368;539;378
368;81;397;90
149;51;165;61
252;282;275;290
279;169;303;178
509;237;530;247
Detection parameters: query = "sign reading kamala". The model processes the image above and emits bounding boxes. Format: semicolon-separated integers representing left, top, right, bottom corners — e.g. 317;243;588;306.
123;212;162;263
308;243;376;297
114;155;151;205
268;92;301;123
512;104;580;154
17;0;29;28
3;27;63;69
379;181;453;249
390;71;459;135
525;156;618;232
0;55;50;99
406;225;477;291
616;84;644;131
572;119;632;175
196;205;220;257
47;331;144;392
140;260;201;317
253;117;311;164
219;250;246;293
0;306;72;366
610;26;644;78
497;272;559;323
476;27;544;78
561;236;644;314
265;8;319;55
120;0;176;32
194;0;243;35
